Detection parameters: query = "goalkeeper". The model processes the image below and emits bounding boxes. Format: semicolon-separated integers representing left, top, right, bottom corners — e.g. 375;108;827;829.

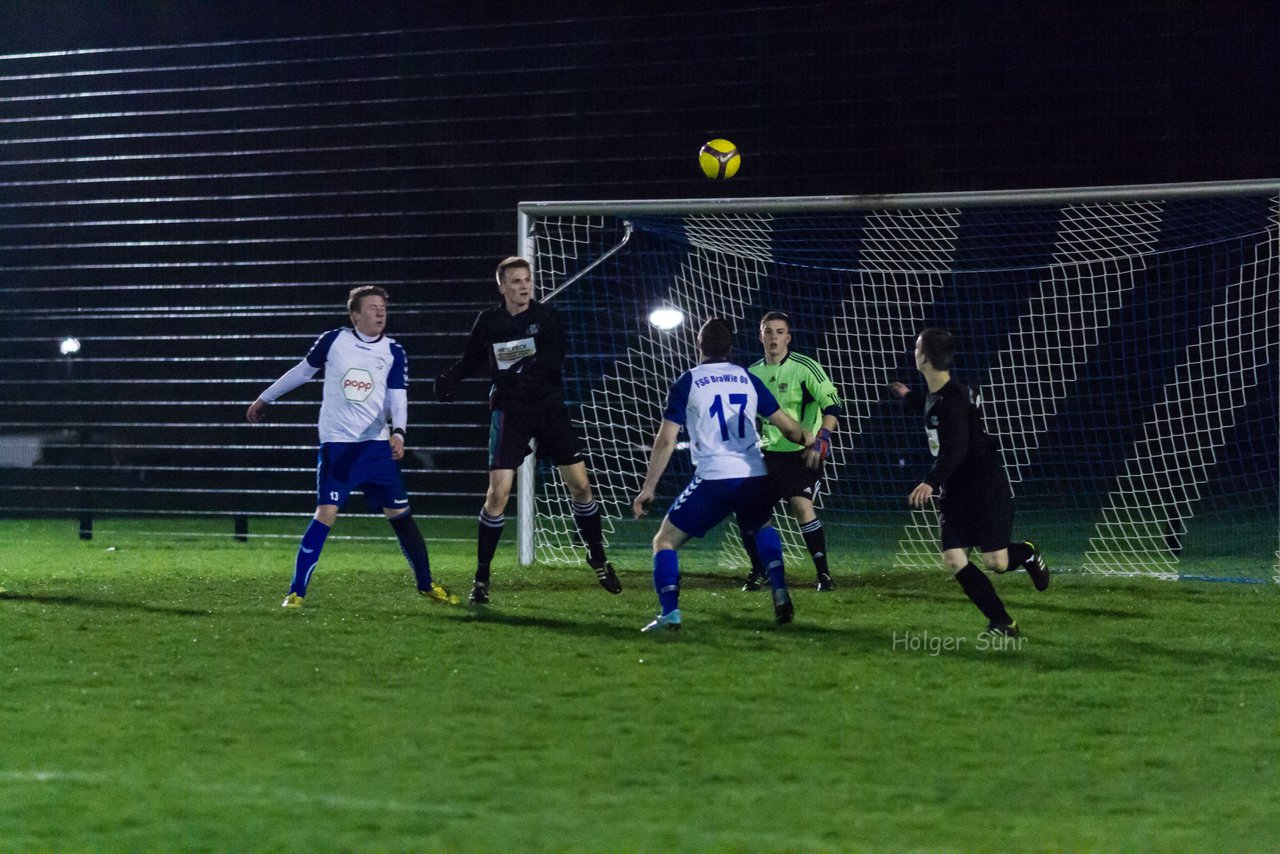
433;256;622;605
888;327;1050;638
740;311;843;592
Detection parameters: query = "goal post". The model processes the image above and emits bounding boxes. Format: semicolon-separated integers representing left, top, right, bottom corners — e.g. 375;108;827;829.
516;180;1280;583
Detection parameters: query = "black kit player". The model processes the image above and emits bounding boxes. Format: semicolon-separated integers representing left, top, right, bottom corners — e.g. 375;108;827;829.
434;256;622;605
888;327;1050;637
741;311;843;592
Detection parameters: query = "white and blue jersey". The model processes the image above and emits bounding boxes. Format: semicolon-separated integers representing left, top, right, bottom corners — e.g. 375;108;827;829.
662;361;780;480
258;326;411;511
304;328;407;444
661;361;781;538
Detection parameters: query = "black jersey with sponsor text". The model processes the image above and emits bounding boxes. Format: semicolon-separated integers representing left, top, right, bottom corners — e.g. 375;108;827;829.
443;299;566;412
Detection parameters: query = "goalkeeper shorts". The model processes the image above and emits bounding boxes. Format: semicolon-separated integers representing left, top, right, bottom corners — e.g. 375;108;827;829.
763;450;823;501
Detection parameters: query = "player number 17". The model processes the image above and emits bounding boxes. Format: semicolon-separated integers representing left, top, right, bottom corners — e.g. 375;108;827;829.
708;393;749;440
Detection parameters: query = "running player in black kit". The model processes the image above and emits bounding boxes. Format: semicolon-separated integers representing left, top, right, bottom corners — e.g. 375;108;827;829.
888;328;1049;637
435;257;621;605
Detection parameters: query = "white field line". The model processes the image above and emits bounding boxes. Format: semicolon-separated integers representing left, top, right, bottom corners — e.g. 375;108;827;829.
0;770;462;815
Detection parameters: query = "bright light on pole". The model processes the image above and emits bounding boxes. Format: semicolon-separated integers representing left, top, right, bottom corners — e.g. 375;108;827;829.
648;307;684;330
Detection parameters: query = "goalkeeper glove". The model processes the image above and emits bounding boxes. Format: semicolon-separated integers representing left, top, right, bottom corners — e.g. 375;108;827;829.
808;427;833;467
434;371;458;403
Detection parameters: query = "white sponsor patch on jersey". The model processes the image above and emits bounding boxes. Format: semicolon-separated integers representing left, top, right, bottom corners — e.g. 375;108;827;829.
493;337;536;370
341;367;375;401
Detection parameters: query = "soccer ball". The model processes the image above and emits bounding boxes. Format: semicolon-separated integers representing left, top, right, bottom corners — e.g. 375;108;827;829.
698;138;741;179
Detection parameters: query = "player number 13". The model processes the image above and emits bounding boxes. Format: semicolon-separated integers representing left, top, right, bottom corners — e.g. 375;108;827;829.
708;393;749;440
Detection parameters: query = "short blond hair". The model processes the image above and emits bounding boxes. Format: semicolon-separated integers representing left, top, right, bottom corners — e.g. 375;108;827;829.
495;256;531;285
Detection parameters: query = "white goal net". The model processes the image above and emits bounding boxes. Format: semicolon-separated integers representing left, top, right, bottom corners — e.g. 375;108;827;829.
518;182;1280;583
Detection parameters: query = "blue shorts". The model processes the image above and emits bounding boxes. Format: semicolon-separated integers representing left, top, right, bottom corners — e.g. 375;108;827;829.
315;440;409;513
666;475;775;539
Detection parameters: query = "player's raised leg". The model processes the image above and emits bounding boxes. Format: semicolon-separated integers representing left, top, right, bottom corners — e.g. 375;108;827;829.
1000;540;1050;590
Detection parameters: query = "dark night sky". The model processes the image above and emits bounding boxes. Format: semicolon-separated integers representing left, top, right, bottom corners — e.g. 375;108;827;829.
4;0;1278;198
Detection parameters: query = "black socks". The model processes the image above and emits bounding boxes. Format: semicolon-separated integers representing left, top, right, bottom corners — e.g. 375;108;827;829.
955;562;1013;626
476;508;505;585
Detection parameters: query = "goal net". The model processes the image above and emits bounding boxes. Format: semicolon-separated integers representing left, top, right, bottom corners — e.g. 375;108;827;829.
517;182;1280;583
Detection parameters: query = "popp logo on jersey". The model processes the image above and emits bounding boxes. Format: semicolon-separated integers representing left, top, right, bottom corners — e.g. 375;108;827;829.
341;367;375;402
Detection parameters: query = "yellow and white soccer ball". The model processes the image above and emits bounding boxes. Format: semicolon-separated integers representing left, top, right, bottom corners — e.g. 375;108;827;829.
698;138;741;179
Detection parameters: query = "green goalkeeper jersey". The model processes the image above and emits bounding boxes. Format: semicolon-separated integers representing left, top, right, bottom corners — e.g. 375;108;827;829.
749;351;842;452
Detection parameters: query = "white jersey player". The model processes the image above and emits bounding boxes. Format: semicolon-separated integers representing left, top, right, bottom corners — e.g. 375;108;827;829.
246;286;457;609
631;318;815;631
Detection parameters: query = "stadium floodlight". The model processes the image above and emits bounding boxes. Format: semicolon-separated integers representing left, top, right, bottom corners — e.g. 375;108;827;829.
59;337;81;355
648;307;684;330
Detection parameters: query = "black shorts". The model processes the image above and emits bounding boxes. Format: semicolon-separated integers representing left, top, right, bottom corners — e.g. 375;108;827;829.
488;406;585;470
763;451;822;501
938;486;1013;553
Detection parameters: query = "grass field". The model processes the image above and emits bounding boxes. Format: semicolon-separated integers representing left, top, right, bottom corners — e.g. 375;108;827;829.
2;517;1277;850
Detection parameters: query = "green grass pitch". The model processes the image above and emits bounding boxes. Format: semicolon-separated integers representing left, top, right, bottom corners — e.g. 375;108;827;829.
1;517;1277;850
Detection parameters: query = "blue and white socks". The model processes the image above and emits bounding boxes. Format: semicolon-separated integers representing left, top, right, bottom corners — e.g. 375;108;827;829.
290;519;331;596
754;526;787;590
653;548;680;615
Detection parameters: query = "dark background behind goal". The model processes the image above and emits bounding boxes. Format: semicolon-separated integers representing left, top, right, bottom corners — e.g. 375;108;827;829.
2;1;1277;528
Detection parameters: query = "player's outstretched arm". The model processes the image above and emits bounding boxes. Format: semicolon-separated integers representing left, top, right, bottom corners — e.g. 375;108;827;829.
888;381;926;415
767;409;814;455
633;420;680;519
250;358;320;422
